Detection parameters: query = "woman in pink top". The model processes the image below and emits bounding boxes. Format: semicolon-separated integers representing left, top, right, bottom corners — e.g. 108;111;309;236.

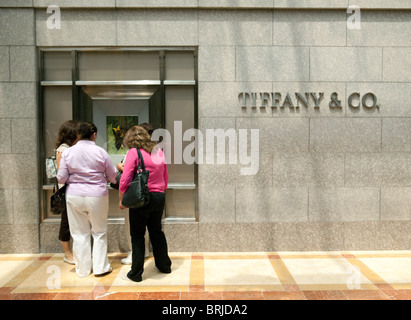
119;125;171;282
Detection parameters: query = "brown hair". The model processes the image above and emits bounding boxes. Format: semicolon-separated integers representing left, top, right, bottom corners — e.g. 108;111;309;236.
123;125;156;153
139;123;153;136
55;120;79;148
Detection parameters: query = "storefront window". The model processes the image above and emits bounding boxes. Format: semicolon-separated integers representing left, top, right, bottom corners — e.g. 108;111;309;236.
40;48;197;222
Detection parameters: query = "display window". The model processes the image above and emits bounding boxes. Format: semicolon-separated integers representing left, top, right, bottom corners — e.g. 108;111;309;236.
39;48;197;222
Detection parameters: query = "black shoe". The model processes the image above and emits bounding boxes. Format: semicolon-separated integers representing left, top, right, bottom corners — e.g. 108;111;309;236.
122;273;142;282
155;266;171;274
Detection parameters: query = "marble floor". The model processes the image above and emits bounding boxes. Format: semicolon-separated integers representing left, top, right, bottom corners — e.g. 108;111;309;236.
0;251;410;300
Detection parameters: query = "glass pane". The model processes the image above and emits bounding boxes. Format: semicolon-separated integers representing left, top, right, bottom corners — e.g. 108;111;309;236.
78;51;160;81
92;95;151;166
165;189;195;218
43;51;72;81
165;51;195;80
165;86;195;184
43;87;72;159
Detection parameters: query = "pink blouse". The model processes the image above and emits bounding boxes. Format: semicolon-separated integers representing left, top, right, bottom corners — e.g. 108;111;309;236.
119;148;168;194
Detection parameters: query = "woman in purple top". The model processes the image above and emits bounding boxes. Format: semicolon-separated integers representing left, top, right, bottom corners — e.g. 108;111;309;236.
57;122;117;278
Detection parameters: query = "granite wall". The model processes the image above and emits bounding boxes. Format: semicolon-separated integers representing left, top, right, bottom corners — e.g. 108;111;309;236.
0;1;410;253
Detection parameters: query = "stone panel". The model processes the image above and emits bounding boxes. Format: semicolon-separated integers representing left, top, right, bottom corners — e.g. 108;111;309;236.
383;47;411;82
117;9;198;46
382;118;411;152
199;10;272;45
0;9;35;45
0;47;9;81
199;0;274;8
34;0;115;7
198;46;235;82
11;118;37;154
274;0;348;8
199;117;236;132
36;9;117;46
310;47;383;82
0;0;32;7
236;187;308;222
0;119;11;154
198;187;236;223
347;11;411;47
117;0;197;7
236;46;310;81
0;224;39;253
345;153;411;187
346;82;411;117
198;162;239;188
236;118;309;154
272;222;345;251
0;189;13;224
309;187;380;221
273;10;346;46
163;223;199;252
235;153;272;187
198;81;272;118
272;153;345;187
198;223;274;252
10;46;37;82
381;187;411;221
13;189;39;224
349;0;411;9
0;154;38;189
343;221;411;250
310;118;381;152
0;83;37;118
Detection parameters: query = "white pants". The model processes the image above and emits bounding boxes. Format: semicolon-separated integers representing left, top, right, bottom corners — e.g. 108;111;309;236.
66;194;111;277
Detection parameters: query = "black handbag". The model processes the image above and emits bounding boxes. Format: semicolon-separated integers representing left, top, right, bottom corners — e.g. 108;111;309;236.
50;183;67;214
121;148;150;209
110;171;122;190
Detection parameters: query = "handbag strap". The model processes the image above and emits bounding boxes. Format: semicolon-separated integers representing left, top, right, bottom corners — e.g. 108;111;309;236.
136;148;146;172
53;149;60;191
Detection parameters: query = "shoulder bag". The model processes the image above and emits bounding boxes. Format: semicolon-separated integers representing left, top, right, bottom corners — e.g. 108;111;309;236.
121;148;150;209
50;182;67;215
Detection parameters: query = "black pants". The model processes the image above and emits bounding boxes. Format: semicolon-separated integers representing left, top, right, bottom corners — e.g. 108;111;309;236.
58;207;71;242
127;192;171;282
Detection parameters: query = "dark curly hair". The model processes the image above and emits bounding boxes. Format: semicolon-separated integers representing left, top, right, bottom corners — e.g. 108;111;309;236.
78;122;98;140
55;120;79;148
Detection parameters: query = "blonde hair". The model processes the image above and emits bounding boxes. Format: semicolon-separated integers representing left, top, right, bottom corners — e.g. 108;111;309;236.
123;125;156;153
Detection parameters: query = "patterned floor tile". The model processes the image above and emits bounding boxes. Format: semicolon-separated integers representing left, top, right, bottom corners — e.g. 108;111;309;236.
0;251;409;300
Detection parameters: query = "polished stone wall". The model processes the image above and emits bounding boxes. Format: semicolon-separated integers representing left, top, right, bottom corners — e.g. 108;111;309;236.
0;1;410;253
0;6;39;253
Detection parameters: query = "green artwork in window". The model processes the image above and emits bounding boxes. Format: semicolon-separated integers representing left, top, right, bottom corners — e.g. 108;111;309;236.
106;116;139;155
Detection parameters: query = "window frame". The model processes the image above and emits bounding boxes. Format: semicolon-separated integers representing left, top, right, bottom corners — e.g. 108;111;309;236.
38;47;198;223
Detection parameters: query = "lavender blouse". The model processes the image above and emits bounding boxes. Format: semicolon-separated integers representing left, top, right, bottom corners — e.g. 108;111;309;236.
57;140;117;197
